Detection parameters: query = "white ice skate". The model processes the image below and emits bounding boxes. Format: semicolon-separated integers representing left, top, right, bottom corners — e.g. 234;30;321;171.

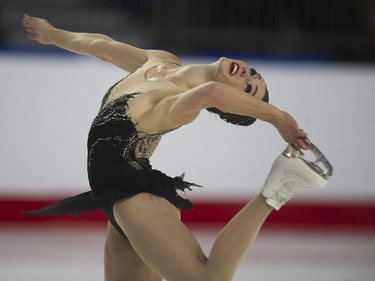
261;138;333;210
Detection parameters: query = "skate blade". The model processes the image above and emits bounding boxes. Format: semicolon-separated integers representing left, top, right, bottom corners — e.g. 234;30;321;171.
282;138;333;180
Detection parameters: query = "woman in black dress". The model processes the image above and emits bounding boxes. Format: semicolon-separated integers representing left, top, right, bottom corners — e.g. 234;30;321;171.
22;15;325;281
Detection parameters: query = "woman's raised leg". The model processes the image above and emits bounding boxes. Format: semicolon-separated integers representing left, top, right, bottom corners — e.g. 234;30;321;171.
206;194;272;278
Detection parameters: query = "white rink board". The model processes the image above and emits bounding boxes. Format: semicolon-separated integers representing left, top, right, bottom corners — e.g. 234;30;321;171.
1;53;375;201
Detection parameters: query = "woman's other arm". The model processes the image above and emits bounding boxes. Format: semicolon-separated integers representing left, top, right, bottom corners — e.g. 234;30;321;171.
22;15;178;72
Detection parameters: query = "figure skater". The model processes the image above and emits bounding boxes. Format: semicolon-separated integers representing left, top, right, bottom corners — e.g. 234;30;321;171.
22;15;327;281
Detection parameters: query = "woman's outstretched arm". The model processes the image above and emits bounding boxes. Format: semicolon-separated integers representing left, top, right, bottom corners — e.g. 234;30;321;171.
158;81;308;149
22;15;178;72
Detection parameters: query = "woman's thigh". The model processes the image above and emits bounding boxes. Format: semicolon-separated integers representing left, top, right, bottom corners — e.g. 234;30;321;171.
113;193;210;281
104;222;162;281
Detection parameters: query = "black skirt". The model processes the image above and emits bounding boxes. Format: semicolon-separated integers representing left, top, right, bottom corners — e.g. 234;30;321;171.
24;167;197;238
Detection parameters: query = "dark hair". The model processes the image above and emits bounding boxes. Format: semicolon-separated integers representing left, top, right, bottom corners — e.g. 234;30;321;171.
206;88;269;126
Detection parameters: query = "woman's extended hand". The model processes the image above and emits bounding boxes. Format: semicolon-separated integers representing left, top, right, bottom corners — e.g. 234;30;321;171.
22;15;54;44
275;111;308;149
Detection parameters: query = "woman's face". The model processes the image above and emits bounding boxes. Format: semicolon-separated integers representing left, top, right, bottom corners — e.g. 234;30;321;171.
214;57;267;101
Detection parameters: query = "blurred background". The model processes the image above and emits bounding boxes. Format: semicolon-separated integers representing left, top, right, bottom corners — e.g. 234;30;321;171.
1;0;375;61
1;1;375;280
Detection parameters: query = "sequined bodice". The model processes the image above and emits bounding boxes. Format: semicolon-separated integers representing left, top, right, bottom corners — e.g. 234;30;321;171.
87;91;173;173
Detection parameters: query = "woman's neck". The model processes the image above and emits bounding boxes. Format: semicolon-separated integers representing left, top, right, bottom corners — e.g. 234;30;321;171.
165;63;217;90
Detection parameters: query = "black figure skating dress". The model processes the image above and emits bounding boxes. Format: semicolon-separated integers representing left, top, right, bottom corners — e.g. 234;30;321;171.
25;76;198;238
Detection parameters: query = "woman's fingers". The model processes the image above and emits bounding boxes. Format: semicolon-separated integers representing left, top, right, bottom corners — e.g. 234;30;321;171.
27;33;39;41
22;15;51;43
296;137;308;150
25;27;36;34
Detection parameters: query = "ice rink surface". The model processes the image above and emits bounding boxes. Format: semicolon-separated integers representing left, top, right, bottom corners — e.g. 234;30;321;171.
1;223;374;281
